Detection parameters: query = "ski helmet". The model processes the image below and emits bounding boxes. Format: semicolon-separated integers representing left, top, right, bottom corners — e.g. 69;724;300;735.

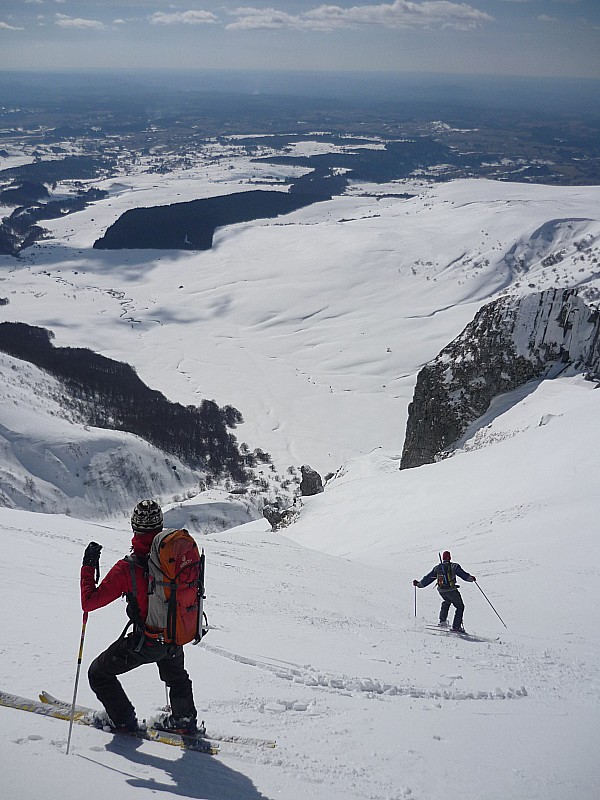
442;550;451;561
131;499;163;533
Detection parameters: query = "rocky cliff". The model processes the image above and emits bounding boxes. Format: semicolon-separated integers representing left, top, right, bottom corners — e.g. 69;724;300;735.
400;289;600;469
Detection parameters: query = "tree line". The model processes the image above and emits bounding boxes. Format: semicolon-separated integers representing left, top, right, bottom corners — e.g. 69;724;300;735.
0;322;268;482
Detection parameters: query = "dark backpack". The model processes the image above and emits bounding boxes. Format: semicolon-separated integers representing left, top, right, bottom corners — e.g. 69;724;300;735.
126;529;207;647
437;561;456;590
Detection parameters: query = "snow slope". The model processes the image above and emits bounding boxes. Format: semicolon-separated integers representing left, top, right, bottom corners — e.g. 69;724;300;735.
2;170;599;475
2;373;599;800
0;145;600;799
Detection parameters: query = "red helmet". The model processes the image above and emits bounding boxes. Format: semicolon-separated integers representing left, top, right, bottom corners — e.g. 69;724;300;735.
442;550;451;561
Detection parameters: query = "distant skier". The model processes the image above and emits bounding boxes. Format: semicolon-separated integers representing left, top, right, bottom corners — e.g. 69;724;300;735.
80;500;199;734
413;551;476;633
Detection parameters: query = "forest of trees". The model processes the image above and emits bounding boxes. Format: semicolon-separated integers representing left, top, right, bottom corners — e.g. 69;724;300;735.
0;322;268;482
93;188;332;251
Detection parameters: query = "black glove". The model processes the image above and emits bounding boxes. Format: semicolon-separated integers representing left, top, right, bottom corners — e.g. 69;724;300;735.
413;579;420;587
83;541;102;568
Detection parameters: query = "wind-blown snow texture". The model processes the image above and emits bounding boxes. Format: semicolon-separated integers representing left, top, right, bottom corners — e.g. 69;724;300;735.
1;144;599;800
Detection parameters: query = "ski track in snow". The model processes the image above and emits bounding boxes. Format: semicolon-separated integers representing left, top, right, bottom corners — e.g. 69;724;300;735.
200;642;527;702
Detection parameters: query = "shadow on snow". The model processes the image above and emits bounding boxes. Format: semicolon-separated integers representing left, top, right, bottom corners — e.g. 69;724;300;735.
80;734;273;800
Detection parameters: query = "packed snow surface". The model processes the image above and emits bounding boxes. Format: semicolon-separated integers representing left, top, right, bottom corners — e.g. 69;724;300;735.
1;152;600;799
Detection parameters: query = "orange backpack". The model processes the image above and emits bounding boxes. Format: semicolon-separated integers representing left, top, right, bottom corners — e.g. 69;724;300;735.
128;529;207;646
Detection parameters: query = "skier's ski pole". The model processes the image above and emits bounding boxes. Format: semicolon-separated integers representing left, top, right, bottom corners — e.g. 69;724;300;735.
414;584;417;617
475;581;507;629
66;611;88;755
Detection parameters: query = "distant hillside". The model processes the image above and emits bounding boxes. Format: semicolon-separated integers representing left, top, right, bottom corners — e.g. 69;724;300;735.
93;189;329;251
0;180;49;205
0;154;111;184
0;186;108;256
255;138;455;183
0;322;266;482
0;350;270;525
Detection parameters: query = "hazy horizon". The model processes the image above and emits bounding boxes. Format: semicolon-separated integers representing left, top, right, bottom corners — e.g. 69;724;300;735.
1;1;598;80
1;68;599;120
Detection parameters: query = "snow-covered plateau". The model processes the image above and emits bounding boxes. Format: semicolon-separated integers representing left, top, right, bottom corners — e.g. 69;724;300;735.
0;150;599;800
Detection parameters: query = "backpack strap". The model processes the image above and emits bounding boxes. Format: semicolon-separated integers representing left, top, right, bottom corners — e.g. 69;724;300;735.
442;561;450;588
123;555;149;652
194;549;207;644
437;561;453;589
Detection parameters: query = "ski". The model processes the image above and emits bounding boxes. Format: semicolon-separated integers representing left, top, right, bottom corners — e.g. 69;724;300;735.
425;625;500;643
39;691;276;749
0;690;218;754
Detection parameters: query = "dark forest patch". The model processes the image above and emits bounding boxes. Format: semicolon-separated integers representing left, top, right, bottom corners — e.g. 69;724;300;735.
0;322;270;481
93;186;337;251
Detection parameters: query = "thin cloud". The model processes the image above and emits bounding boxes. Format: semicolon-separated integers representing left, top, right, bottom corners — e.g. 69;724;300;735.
538;15;558;22
149;10;218;25
226;1;494;31
55;13;105;29
226;8;304;29
0;21;25;30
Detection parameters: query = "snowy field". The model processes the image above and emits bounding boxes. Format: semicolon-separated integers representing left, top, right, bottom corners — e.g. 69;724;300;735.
3;166;600;474
1;147;600;799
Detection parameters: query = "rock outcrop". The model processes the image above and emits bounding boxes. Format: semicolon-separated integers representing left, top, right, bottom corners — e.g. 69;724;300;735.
262;502;300;531
401;289;600;469
300;464;324;496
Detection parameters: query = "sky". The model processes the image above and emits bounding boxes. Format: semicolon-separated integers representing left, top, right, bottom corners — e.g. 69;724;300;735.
0;0;598;78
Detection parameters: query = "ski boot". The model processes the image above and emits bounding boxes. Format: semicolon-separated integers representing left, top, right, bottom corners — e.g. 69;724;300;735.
92;709;140;733
152;713;202;737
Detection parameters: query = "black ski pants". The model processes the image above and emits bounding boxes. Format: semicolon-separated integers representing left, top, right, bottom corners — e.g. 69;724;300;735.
88;633;196;726
438;588;465;629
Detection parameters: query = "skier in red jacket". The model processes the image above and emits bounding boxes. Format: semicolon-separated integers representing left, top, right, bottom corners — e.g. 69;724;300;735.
81;500;197;734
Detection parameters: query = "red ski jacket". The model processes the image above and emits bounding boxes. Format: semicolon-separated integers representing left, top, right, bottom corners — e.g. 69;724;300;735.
80;531;156;619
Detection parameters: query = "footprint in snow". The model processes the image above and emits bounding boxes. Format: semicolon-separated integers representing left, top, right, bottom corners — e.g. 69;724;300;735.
12;734;44;744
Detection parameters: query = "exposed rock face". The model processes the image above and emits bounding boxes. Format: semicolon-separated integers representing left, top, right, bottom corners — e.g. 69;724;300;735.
300;464;324;496
401;289;600;469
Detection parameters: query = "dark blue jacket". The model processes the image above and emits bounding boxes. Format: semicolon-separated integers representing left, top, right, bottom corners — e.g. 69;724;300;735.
417;562;474;592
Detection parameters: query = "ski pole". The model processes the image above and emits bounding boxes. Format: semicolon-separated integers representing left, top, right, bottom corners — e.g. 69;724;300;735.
475;581;507;629
66;611;88;755
414;584;417;617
